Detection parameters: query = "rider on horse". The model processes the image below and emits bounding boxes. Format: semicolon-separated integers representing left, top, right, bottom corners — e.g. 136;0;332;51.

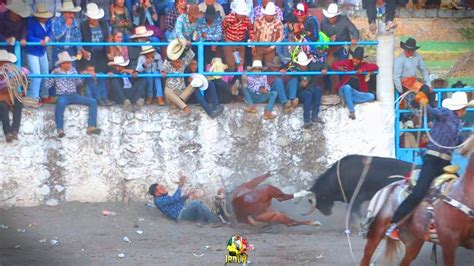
385;91;472;240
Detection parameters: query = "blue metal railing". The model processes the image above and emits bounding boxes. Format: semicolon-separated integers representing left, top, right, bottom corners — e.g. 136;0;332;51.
395;87;474;174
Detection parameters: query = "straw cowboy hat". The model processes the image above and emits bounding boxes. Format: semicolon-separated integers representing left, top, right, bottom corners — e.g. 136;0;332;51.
190;73;209;91
400;38;420;51
0;49;17;63
140;46;156;55
262;2;277;16
294;51;312;66
131;26;154;39
84;3;104;20
55;51;76;66
166;38;187;60
247;60;264;71
6;2;32;18
442;91;471;111
322;3;341;18
32;3;53;18
232;0;249;16
107;56;130;66
57;1;81;13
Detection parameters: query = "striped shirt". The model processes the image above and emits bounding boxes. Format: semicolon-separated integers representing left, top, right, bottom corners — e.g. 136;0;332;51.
254;17;284;49
222;13;254;42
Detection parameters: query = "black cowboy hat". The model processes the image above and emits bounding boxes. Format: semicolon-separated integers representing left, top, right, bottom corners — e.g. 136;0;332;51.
400;38;420;51
350;47;367;59
205;5;220;20
451;80;467;88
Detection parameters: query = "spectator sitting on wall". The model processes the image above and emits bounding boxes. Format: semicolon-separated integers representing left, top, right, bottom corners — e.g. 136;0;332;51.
393;38;434;108
188;73;224;118
206;57;241;104
266;57;293;114
0;50;27;143
136;46;165;106
26;3;53;103
0;2;31;53
44;51;101;138
82;64;113;106
111;0;133;38
332;47;378;120
320;3;359;62
164;0;187;41
107;55;146;111
174;4;204;41
240;60;278;120
148;174;222;225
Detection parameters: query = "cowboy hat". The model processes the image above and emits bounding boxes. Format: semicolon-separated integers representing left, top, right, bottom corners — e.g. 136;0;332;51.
250;60;263;69
350;47;368;59
323;3;341;18
166;38;187;60
84;3;104;20
451;80;467;88
32;3;53;18
0;49;17;63
57;1;81;13
190;73;209;91
188;4;204;18
404;120;415;129
6;2;32;18
107;56;130;66
55;51;76;66
294;51;312;66
205;5;219;19
140;46;156;55
131;26;154;39
442;91;469;111
400;38;420;51
294;2;308;16
232;0;249;16
262;2;277;16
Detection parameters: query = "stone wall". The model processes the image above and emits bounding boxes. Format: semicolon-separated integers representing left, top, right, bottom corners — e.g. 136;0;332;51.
0;103;394;208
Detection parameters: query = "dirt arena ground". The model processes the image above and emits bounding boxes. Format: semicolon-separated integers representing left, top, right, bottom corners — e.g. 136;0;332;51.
1;201;473;265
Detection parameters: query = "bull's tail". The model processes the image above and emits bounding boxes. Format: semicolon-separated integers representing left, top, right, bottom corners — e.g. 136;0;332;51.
361;184;397;236
383;238;403;265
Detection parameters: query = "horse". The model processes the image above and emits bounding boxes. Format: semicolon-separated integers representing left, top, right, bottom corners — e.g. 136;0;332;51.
360;150;474;266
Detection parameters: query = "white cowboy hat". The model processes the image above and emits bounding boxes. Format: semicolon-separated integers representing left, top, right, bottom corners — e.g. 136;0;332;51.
0;49;17;63
232;0;249;16
323;3;341;18
6;2;32;18
261;2;277;16
294;51;312;66
55;51;76;66
166;38;187;60
404;120;414;129
107;56;130;66
84;3;104;20
57;1;81;13
131;26;154;39
32;3;53;18
190;73;209;91
140;46;156;55
251;60;263;69
442;91;469;111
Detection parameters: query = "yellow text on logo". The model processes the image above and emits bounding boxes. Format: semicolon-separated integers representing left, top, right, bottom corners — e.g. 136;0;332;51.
225;254;247;264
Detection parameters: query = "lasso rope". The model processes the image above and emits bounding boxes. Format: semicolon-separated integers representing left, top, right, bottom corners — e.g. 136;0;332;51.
0;63;38;107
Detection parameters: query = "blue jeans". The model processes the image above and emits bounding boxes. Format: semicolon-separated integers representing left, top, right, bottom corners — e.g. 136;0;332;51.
146;77;163;98
55;94;98;130
285;77;299;101
338;84;375;112
299;86;322;123
85;78;108;101
178;200;220;223
195;82;219;116
241;87;277;112
270;78;289;105
26;53;49;99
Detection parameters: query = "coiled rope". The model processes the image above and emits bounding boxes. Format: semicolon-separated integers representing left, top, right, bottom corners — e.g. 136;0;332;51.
0;63;38;107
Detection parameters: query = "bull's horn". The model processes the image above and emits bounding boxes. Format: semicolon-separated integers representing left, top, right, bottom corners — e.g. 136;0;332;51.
301;194;317;216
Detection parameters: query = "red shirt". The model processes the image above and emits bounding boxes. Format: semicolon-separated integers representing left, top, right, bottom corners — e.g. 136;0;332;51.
331;59;378;93
222;13;254;42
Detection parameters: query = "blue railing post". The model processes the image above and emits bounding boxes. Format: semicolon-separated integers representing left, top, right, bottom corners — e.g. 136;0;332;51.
395;91;400;158
14;41;21;68
197;41;204;74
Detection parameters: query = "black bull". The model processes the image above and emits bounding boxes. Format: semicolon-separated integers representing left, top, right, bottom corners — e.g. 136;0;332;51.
308;155;413;216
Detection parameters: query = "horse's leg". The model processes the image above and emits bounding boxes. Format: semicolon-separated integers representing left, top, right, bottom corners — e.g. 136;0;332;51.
360;218;387;266
240;172;271;190
441;242;456;266
265;185;293;202
400;239;424;266
254;210;317;227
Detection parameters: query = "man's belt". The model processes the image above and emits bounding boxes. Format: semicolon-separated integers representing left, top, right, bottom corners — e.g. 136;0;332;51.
426;150;452;161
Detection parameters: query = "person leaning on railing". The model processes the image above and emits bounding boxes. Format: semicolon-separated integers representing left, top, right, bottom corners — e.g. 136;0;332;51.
197;5;223;65
0;2;31;53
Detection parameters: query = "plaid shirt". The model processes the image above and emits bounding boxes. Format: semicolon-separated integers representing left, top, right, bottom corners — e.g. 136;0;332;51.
44;67;83;95
426;105;462;155
198;17;223;41
52;16;82;52
162;49;195;92
166;6;181;32
248;75;270;94
174;14;203;40
222;13;254;42
252;4;284;22
254;17;283;49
